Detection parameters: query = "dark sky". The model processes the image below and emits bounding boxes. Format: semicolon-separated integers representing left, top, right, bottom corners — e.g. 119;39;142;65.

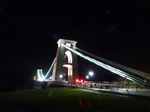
1;0;150;80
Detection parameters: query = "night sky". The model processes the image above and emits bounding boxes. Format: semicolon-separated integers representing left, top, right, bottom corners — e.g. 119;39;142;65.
1;0;150;81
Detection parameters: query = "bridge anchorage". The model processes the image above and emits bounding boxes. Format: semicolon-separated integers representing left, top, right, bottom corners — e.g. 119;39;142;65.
35;39;150;88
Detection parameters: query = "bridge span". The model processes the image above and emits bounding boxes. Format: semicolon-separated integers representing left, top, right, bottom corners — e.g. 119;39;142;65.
35;39;150;87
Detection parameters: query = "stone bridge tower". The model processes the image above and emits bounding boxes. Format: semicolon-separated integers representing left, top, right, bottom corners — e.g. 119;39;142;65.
51;39;79;82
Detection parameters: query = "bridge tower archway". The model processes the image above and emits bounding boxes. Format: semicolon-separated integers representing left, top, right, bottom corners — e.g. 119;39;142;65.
51;39;79;82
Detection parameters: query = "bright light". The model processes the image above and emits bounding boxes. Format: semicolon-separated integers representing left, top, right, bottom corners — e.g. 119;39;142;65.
66;43;71;47
49;76;52;79
63;64;73;76
89;71;94;76
80;79;83;82
60;75;63;78
37;58;56;81
33;76;36;80
63;64;72;68
76;79;79;82
37;69;44;81
37;77;44;81
65;51;72;63
86;76;89;79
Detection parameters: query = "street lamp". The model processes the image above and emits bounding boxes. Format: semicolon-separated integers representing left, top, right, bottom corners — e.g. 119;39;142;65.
59;74;63;81
86;75;89;79
89;71;94;88
89;71;94;81
89;71;94;76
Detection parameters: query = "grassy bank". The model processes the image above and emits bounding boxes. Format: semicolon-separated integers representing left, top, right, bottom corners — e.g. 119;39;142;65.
0;87;150;112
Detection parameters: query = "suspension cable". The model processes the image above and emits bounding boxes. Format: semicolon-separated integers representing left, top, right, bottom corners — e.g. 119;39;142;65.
74;46;150;80
44;58;56;79
62;44;149;86
37;58;56;81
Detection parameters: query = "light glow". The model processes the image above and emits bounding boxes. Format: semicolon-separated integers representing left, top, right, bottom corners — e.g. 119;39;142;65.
86;76;89;79
76;79;79;82
37;58;56;81
89;71;94;76
60;75;63;78
33;76;36;80
63;64;73;76
65;51;72;63
63;64;72;68
66;43;71;47
63;50;73;77
37;69;44;81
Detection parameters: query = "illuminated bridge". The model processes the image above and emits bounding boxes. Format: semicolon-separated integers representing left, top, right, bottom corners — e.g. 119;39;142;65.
36;39;150;87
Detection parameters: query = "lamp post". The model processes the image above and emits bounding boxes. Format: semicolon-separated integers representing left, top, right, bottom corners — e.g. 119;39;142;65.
89;71;94;88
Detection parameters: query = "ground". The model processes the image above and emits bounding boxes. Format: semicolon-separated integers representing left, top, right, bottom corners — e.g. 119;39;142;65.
0;87;150;112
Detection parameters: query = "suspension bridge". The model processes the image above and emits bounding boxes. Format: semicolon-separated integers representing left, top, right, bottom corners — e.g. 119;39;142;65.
35;39;150;87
